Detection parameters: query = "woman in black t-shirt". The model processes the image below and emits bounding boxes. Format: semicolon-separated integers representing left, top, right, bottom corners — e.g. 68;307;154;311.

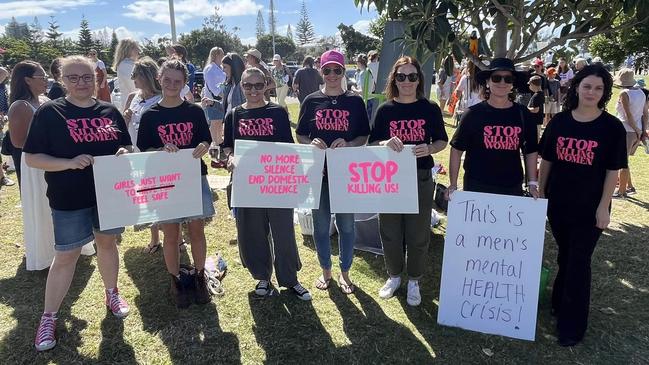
368;57;448;306
296;50;370;294
137;59;213;309
538;65;627;347
222;68;311;301
23;56;133;351
448;57;539;198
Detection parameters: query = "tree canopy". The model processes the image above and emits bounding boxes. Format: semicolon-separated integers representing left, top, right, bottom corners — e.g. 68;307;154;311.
354;0;649;67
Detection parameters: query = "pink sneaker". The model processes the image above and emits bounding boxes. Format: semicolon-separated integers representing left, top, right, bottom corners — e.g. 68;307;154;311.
105;288;130;318
35;312;57;351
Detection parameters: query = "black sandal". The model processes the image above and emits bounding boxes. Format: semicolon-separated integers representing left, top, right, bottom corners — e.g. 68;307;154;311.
314;276;332;290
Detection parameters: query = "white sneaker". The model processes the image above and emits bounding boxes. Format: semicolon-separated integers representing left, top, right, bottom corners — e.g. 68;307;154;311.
407;280;421;306
378;277;401;299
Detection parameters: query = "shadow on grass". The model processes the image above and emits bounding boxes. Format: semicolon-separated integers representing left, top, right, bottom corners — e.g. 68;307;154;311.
124;248;241;364
247;291;336;363
329;287;435;362
0;255;97;364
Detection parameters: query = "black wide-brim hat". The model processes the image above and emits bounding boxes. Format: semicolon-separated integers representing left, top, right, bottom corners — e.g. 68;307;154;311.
476;57;529;91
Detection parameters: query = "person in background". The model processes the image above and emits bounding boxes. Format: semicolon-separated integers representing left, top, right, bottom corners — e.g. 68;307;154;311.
292;56;323;105
447;57;539;199
271;54;290;108
47;58;66;100
367;50;380;92
0;65;13;188
121;57;163;254
314;57;321;70
296;50;370;295
527;75;545;137
244;48;276;101
172;44;196;93
24;55;132;351
369;56;448;306
545;67;561;124
538;64;627;347
614;68;647;198
574;58;588;73
137;59;213;309
113;38;141;110
557;57;574;105
222;67;311;300
352;53;375;101
221;53;246;117
452;61;482;118
202;47;227;162
7;61;50;188
436;66;449;112
88;49;111;102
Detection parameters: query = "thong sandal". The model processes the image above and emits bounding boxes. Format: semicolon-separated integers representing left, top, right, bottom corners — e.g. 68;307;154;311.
338;275;356;295
314;276;332;290
143;242;161;254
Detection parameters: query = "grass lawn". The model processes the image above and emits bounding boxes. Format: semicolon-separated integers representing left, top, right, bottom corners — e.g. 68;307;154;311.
0;93;648;364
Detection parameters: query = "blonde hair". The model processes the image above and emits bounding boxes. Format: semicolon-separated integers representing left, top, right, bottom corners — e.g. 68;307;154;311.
241;67;266;84
60;55;96;77
205;47;224;69
574;58;588;69
133;57;162;95
112;38;140;70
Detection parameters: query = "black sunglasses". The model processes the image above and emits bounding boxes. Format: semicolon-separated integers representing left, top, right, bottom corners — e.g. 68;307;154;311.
490;74;514;84
395;73;419;82
242;82;265;91
322;67;343;76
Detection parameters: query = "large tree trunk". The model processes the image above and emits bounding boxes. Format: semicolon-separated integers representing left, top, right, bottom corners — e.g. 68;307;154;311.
493;12;508;58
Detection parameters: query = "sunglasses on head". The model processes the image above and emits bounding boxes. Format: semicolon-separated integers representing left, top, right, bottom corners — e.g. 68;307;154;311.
490;74;514;84
242;82;265;91
322;67;343;76
395;72;419;82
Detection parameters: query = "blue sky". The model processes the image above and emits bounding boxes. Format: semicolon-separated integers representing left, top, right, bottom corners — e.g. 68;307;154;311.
0;0;378;46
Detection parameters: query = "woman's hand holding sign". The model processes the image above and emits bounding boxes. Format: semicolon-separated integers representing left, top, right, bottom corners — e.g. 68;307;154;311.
192;141;209;159
381;136;404;152
330;138;348;149
163;143;179;153
311;138;327;150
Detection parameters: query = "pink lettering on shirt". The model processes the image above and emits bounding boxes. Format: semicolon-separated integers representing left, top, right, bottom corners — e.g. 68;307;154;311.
556;136;598;165
483;125;521;150
157;122;194;146
238;118;275;136
315;108;349;131
389;119;426;142
66;117;120;143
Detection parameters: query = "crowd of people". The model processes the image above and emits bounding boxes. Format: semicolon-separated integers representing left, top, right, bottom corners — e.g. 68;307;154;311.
0;39;645;352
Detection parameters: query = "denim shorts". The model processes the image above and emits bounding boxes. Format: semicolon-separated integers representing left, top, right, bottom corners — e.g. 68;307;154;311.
51;206;125;251
158;176;215;224
204;101;224;121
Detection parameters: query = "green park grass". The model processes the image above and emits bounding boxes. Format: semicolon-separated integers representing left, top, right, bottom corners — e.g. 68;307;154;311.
0;91;648;364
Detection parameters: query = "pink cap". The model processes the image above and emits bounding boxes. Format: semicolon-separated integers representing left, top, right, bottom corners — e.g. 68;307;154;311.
320;50;345;69
532;58;544;66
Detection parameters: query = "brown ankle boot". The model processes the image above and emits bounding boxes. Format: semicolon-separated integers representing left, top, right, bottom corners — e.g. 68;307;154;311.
194;270;211;304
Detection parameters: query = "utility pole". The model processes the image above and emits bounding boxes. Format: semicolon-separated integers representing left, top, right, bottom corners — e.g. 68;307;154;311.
169;0;177;42
270;0;276;55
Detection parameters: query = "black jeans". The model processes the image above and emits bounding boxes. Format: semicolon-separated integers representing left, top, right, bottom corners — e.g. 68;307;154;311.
548;215;602;341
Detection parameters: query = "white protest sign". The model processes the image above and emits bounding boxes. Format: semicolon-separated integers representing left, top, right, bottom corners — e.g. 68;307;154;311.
93;149;202;230
437;191;548;341
325;146;418;213
231;140;326;209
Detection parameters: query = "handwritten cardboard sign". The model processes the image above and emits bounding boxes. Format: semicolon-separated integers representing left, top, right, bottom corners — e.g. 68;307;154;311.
93;149;202;230
325;146;418;213
231;140;326;209
437;191;548;341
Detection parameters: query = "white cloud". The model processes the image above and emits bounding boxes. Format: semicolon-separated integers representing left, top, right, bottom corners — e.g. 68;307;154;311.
123;0;262;26
240;36;257;47
0;0;97;20
352;20;372;36
60;26;143;42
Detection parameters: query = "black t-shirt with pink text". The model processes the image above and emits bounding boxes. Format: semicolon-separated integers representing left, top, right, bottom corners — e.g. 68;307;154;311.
137;101;212;175
222;102;294;150
296;91;370;146
22;98;132;210
540;110;627;222
450;101;538;187
368;99;448;169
